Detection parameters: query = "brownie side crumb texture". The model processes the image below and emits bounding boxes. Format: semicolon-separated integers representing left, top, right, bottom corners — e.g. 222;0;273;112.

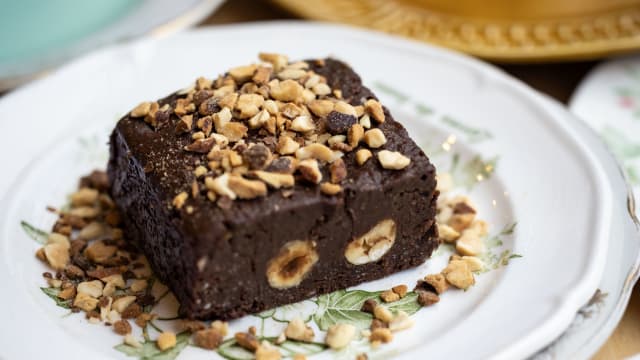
108;56;439;319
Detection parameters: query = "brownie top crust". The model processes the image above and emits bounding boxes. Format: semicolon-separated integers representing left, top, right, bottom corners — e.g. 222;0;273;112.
114;54;434;251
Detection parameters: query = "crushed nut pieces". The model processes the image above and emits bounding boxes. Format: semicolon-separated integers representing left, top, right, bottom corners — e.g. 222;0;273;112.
126;53;413;208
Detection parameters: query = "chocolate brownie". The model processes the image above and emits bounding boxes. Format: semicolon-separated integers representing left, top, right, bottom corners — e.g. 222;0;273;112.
108;54;439;319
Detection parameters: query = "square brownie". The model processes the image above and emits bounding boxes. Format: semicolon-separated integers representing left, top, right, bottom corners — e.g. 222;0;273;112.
108;54;439;319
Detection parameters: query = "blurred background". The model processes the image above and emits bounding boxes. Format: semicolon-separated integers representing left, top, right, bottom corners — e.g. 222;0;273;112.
0;0;638;358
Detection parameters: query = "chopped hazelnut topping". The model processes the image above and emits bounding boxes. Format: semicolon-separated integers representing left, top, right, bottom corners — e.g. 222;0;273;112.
295;143;333;162
312;83;331;96
348;124;365;147
327;135;346;147
229;64;257;83
184;137;216;153
307;100;334;117
217;122;247;142
243;144;272;170
172;192;188;209
365;99;385;123
259;52;288;72
363;128;387;148
277;136;300;155
248;109;271;129
205;174;237;199
359;114;371;128
157;332;177;351
356;149;373;165
130;102;152;117
329;158;347;183
253;66;273;85
290;115;315;133
285;318;315;342
297;159;322;184
320;182;342;195
270;79;304;102
254;171;294;189
236;93;264;119
278;68;307;80
377;150;411;170
194;165;208;178
227;175;267;199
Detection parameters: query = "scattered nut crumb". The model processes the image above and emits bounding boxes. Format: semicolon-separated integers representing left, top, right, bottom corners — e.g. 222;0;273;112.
325;323;356;349
369;328;393;343
157;332;177;351
417;291;440;306
380;290;400;303
285;318;315;342
373;305;393;323
113;319;132;335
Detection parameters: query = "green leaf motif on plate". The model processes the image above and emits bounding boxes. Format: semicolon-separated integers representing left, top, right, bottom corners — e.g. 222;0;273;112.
600;126;640;185
314;290;377;331
21;220;48;244
40;287;72;309
441;116;493;143
313;289;421;331
372;81;409;103
114;332;190;360
271;300;318;323
452;154;499;190
480;222;522;272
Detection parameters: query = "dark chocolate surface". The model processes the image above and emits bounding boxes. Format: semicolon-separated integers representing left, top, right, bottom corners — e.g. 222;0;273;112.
109;58;439;319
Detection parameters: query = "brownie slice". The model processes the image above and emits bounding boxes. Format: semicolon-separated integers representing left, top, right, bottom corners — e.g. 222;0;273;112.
108;54;439;320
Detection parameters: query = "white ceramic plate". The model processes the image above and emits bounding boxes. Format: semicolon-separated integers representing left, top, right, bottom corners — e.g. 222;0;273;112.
0;23;622;360
532;58;640;359
0;0;224;91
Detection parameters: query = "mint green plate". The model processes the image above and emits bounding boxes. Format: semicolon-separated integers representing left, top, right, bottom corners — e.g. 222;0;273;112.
0;0;224;90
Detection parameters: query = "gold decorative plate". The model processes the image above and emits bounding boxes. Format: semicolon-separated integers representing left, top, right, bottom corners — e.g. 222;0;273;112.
272;0;640;62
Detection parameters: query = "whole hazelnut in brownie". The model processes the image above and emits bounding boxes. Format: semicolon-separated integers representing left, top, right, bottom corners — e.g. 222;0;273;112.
108;53;439;319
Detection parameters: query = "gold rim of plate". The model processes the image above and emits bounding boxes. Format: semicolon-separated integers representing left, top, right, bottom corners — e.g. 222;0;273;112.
272;0;640;62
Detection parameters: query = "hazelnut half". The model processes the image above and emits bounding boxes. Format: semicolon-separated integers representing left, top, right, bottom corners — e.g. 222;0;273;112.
267;240;319;289
344;219;396;265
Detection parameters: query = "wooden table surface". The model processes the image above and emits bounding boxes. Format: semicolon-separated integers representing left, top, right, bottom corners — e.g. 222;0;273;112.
201;0;639;358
